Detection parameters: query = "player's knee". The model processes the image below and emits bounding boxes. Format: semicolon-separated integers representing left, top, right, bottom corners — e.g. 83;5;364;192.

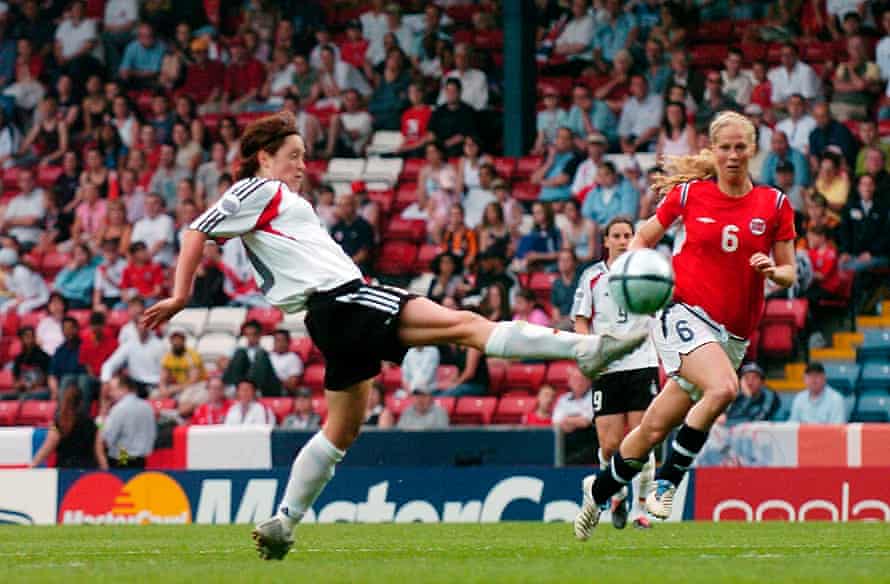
599;438;621;461
706;375;739;408
452;310;486;341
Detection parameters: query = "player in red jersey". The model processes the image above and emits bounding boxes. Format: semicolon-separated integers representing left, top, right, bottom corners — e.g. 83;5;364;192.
575;111;797;541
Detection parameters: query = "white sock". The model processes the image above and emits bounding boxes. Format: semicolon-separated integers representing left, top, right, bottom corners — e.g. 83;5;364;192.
637;451;656;503
276;431;345;530
484;321;593;361
598;448;609;471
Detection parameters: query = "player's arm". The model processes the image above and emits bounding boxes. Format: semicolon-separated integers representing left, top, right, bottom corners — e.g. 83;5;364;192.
629;215;667;250
750;239;796;289
142;229;208;329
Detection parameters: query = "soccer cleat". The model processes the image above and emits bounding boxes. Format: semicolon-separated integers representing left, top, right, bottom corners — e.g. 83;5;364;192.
610;491;629;530
632;515;653;529
574;475;603;541
252;516;294;560
645;479;676;520
576;330;649;378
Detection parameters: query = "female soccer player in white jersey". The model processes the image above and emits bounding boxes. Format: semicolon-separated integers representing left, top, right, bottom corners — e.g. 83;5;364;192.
572;216;658;530
574;111;797;541
141;112;646;560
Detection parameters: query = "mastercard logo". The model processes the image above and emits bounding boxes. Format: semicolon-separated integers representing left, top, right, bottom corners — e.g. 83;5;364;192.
59;472;192;525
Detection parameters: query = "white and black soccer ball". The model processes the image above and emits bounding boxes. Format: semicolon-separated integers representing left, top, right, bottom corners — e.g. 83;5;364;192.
608;249;675;315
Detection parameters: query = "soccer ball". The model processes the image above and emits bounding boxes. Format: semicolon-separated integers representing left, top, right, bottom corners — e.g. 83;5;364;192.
608;249;675;315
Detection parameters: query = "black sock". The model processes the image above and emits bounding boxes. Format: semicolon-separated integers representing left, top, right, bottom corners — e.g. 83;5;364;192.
591;452;646;506
656;424;709;487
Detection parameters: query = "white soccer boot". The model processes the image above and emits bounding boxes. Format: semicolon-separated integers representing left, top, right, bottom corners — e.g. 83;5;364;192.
645;479;676;520
575;330;649;379
574;475;604;541
252;516;294;560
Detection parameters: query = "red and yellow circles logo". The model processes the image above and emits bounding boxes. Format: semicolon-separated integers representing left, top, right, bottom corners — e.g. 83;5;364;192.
58;472;192;525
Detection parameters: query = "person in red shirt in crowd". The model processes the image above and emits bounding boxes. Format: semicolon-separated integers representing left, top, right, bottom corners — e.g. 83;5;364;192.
191;377;232;425
339;21;369;70
79;311;118;386
223;38;267;114
181;37;225;113
523;384;556;426
396;82;432;157
749;59;772;113
805;225;844;346
120;241;164;305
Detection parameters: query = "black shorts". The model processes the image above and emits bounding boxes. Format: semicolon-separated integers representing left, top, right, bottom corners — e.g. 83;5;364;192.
592;367;659;417
305;280;416;391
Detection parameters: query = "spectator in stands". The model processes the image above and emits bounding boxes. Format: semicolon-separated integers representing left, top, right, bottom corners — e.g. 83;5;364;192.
100;321;164;399
551;249;580;329
0;248;48;316
365;383;394;428
282;94;324;161
799;192;841;243
361;0;389;50
855;121;890;177
170;123;202;174
270;329;304;396
769;42;821;108
291;53;320;105
776;94;816;156
54;243;98;310
534;87;569;157
437;43;488;111
118;22;164;90
814;151;850;212
401;345;440;395
427;251;467;304
14;1;54;59
463;162;497;229
18;96;69;167
180;36;226;111
513;287;551;327
78;311;116;397
515;201;562;272
643;37;671;97
368;51;410;131
566;85;617;151
157;329;207;416
720;47;752;106
859;147;890;201
581;161;640;226
224;378;275;426
117;295;143;346
330;192;375;274
48;316;86;402
551;0;595;72
762;131;810;189
532;127;581;203
195;142;229;206
839;173;890;308
366;5;414;67
4;61;46;114
260;47;297;111
560;199;597;266
120;241;164;306
571;133;607;199
877;8;890;81
618;75;663;154
789;362;847;424
831;35;881;122
477;200;512;259
593;0;639;65
131;193;175;266
398;385;449;429
95;202;132;256
149;144;191;210
191;377;231;425
809;102;858;169
696;71;741;128
427;78;478;158
70;184;107;246
325;89;373;158
440;204;478;268
96;375;156;469
8;325;51;401
339;20;369;70
36;292;67;355
665;50;704;104
54;0;101;81
222;38;266;113
223;320;280;397
723;363;779;425
317;44;372;101
773;161;806;211
147;93;174;144
492;180;523;237
805;225;844;345
1;168;45;250
397;82;432;156
30;386;97;468
281;388;321;430
657;101;695;158
552;365;596;463
523;384;556;426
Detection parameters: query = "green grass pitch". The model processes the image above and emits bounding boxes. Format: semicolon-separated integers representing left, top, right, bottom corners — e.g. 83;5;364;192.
3;523;890;583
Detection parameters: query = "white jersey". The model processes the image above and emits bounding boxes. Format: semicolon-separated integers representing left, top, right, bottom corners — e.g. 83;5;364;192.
571;260;658;373
190;178;362;312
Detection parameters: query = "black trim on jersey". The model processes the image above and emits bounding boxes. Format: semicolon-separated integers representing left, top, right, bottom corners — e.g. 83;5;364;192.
195;210;224;233
680;182;691;207
193;178;271;234
235;178;269;201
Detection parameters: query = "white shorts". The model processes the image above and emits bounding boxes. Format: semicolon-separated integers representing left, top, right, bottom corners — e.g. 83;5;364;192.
650;303;748;402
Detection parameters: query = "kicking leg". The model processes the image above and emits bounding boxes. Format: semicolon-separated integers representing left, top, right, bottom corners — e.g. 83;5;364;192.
397;297;647;377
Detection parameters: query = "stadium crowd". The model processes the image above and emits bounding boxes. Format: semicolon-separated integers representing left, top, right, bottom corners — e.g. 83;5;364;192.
0;0;888;468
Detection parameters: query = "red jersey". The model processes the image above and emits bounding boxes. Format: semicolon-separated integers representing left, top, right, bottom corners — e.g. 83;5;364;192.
121;261;164;298
79;331;118;376
339;39;369;69
223;58;266;100
655;180;796;338
401;105;432;144
808;245;843;295
192;400;232;425
522;411;552;426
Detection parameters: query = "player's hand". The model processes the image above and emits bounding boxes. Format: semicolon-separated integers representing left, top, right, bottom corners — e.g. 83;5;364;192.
142;297;187;330
749;252;777;277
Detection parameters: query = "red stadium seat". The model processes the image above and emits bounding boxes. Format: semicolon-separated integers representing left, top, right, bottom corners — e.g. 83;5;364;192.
764;299;808;332
690;44;729;68
436;365;459;388
107;309;130;331
37;165;63;188
0;367;14;393
512;182;540;202
149;399;175;416
39;251;70;280
493;157;517;180
16;400;56;426
759;320;795;358
529;272;558;303
381;365;402;392
375;240;419;276
20;311;44;329
247;307;283;334
68;309;92;328
516;156;543;179
537;76;574;98
385;217;426;242
879;120;890;137
386;394;412;418
452;396;497;425
505;363;547;393
303;364;326;393
434;396;456;415
414;244;440;273
475;30;503;50
453;29;474;45
394;182;419;211
367;189;394;214
487;359;508;393
400;159;424;182
290;336;313;364
2;166;19;186
740;43;767;63
304;159;328;183
493;395;536;424
544;360;576;391
260;397;294;424
0;400;18;425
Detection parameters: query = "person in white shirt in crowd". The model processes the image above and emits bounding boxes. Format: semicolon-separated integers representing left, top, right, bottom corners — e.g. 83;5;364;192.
131;193;175;266
281;388;321;430
437;43;489;111
744;103;774;162
317;45;372;101
0;247;49;316
195;143;229;207
95;375;156;470
571;133;607;199
401;345;440;394
360;0;389;56
768;42;822;108
36;292;66;356
324;89;373;158
876;8;890;81
1;167;45;249
3;61;45;113
720;47;752;106
553;0;596;67
618;75;663;154
366;3;415;67
224;379;276;426
270;329;304;396
54;0;99;67
92;237;127;311
100;320;165;399
117;295;144;347
552;366;596;464
789;362;848;424
396;385;449;430
308;27;341;71
149;144;191;210
102;0;139;72
775;94;817;155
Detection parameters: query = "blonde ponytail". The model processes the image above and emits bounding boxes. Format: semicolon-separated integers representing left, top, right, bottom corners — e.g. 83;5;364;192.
651;110;756;198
